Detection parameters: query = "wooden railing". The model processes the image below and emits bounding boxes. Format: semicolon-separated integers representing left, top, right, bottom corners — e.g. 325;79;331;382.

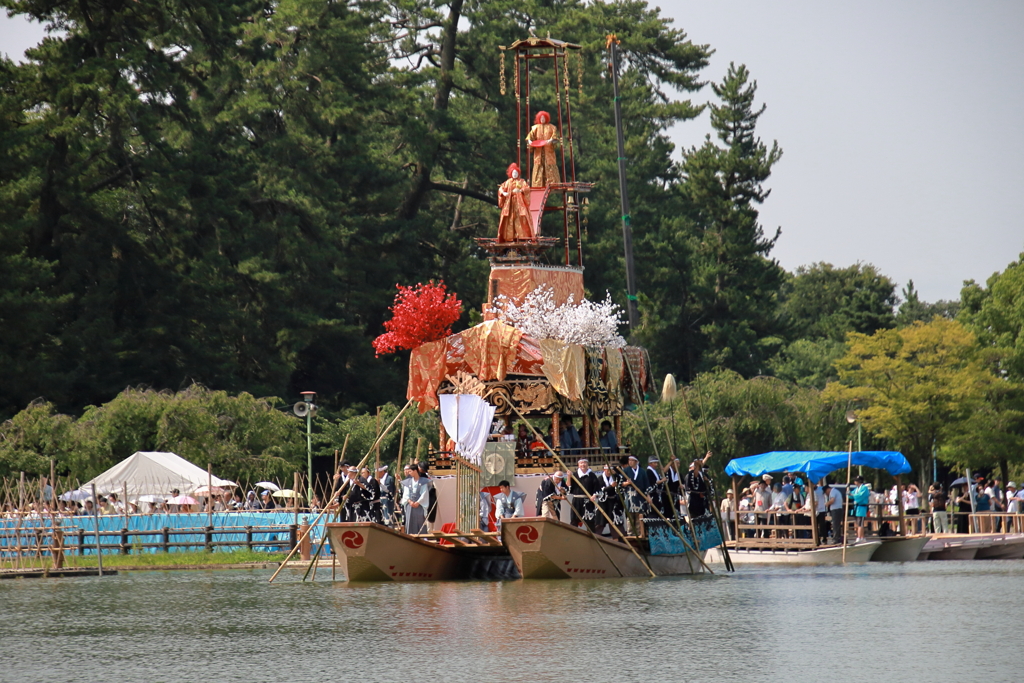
429;445;632;473
1;524;298;563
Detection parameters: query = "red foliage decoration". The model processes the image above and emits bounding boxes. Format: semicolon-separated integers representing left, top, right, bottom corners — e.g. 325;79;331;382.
372;281;462;356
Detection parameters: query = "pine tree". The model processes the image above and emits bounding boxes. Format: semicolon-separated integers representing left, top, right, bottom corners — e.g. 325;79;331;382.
671;63;784;378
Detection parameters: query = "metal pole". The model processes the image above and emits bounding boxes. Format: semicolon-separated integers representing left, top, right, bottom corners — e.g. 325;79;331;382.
306;409;313;503
609;40;638;330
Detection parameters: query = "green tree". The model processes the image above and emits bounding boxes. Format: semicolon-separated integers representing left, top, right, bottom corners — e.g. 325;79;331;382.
623;370;850;484
0;385;304;483
955;253;1024;483
959;253;1024;380
779;262;897;342
0;0;720;418
647;62;784;379
896;279;960;327
822;318;998;487
768;261;897;388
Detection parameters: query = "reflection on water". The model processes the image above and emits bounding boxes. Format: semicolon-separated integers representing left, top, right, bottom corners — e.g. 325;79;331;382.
2;562;1020;682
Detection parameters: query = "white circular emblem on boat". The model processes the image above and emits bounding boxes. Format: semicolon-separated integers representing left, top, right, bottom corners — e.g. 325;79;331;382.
484;453;506;475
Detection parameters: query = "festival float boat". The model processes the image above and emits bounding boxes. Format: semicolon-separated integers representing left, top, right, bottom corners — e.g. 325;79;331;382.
713;450;928;565
324;522;515;581
325;34;715;582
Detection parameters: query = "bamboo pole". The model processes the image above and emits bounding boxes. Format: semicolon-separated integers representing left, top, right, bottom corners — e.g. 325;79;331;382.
842;440;853;563
270;400;412;583
508;403;653;577
374;406;382;469
693;376;734;571
622;363;710;572
124;481;130;542
91;484;103;576
397;415;407;472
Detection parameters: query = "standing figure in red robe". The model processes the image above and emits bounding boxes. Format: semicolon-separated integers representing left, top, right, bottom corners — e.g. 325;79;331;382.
526;111;560;187
497;162;533;242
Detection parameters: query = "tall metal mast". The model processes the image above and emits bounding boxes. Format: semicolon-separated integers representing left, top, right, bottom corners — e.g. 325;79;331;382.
609;38;639;330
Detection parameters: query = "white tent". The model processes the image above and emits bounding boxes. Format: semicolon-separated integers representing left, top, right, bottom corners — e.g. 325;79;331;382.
76;451;237;501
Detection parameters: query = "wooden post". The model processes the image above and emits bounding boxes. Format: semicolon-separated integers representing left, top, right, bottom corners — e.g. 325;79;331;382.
809;478;819;547
552;413;561;450
896;475;907;536
842;441;853;563
732;476;741;543
299;522;311;561
51;521;64;569
207;463;213;528
91;483;103;576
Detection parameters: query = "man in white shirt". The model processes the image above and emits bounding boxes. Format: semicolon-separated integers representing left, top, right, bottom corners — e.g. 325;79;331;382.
493;480;525;529
753;479;772;538
1006;482;1022;514
824;483;845;544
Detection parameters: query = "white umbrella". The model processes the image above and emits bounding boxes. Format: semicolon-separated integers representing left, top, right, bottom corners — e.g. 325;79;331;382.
59;490;91;501
271;489;303;499
192;485;226;496
137;494;166;504
254;481;280;492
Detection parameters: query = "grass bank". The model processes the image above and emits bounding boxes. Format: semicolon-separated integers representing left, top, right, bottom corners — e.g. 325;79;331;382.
1;549;287;571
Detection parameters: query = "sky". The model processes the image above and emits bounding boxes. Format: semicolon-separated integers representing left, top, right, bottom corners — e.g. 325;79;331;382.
2;2;1023;303
659;0;1024;302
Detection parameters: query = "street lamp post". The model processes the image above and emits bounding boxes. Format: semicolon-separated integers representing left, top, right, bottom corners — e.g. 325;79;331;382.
299;392;316;503
846;410;863;476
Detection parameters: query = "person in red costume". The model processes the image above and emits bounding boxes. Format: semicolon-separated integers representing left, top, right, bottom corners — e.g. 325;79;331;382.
497;162;533;241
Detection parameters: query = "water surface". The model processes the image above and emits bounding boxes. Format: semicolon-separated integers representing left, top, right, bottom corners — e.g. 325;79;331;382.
2;561;1019;682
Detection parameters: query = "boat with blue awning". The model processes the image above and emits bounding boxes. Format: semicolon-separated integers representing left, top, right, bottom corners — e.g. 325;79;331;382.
707;450;926;564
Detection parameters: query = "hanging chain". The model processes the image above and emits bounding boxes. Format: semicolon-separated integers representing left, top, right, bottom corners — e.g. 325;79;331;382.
499;49;506;96
515;53;521;152
576;48;584;97
562;49;570;105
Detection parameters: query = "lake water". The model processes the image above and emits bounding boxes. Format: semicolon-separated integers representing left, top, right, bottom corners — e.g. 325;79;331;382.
2;561;1021;682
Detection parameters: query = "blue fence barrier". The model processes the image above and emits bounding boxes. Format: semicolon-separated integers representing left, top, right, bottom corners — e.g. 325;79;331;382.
0;512;332;556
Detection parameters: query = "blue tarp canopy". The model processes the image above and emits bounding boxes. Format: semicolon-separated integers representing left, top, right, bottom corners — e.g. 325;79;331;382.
725;451;912;483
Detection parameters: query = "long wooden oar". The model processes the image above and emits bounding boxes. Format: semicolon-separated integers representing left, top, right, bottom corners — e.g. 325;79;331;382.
268;400;414;583
691;375;735;572
508;404;651;578
310;434;349;582
622;363;709;573
301;402;412;582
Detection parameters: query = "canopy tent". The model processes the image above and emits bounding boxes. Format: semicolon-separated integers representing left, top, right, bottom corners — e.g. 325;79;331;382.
73;451;237;502
725;451;912;483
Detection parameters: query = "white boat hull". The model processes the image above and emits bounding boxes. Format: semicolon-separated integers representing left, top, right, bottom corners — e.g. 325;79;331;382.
325;522;515;582
501;516;703;579
869;535;929;562
707;541;881;565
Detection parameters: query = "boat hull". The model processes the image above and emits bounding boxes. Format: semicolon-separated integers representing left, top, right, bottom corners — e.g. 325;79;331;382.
707;541;881;565
975;535;1024;559
869;535;929;562
326;522;516;582
500;517;702;579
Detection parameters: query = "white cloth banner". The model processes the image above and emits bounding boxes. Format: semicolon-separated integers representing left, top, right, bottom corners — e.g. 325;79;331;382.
439;394;496;465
